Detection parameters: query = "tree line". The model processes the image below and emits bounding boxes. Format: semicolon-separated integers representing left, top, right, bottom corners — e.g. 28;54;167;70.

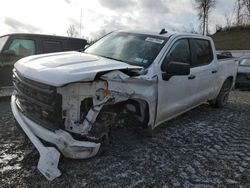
66;0;250;40
229;0;250;27
195;0;250;35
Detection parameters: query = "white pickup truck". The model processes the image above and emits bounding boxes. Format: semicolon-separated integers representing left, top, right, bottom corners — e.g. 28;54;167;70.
11;30;238;180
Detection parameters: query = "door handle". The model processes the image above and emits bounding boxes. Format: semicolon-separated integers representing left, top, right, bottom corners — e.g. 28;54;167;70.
188;75;196;80
212;70;218;74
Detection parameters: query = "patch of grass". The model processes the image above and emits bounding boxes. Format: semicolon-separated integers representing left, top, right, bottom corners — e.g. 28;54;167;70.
211;26;250;50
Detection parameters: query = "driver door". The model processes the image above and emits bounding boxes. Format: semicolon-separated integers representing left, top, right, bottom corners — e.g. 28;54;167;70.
155;38;198;126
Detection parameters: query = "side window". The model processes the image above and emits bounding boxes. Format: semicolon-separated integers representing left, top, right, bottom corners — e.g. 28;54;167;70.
164;39;191;65
191;39;213;67
8;39;35;57
43;40;63;53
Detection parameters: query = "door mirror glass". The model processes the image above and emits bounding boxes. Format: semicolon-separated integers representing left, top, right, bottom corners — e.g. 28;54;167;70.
165;61;190;75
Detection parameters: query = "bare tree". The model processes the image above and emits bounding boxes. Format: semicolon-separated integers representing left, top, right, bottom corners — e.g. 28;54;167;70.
194;0;216;35
243;0;250;23
224;12;233;28
236;0;244;25
67;25;79;38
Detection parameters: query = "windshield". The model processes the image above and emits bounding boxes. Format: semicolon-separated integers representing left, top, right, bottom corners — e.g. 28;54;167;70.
85;32;168;67
0;36;9;52
239;58;250;67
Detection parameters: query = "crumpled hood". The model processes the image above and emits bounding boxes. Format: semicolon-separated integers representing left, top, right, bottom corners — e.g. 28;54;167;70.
15;51;142;87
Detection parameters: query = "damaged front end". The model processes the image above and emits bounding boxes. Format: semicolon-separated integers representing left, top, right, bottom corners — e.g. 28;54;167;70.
58;69;157;142
12;68;157;180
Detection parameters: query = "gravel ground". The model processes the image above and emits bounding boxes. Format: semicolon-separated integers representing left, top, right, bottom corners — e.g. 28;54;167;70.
0;91;250;188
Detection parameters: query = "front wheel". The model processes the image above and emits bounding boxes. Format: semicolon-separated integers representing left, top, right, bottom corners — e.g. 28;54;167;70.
209;80;232;108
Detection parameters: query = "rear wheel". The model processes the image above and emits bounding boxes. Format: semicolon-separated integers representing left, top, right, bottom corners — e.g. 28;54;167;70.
210;80;232;108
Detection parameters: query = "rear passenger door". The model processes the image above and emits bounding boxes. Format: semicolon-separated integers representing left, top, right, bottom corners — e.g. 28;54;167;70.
189;38;215;103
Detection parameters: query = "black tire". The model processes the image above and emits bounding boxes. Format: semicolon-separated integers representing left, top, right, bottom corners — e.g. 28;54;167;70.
210;80;232;108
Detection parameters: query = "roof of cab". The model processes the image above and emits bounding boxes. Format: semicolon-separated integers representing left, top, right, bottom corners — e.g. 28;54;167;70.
0;33;87;41
118;29;211;40
118;29;174;38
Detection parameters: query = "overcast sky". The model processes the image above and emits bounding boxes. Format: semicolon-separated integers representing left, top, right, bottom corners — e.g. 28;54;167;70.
0;0;236;40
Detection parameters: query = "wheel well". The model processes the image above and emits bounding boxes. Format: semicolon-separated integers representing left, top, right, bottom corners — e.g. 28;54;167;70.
132;99;150;127
103;98;150;127
224;76;234;89
80;98;150;128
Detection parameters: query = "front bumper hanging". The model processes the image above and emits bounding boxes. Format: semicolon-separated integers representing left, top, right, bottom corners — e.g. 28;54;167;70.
11;93;101;180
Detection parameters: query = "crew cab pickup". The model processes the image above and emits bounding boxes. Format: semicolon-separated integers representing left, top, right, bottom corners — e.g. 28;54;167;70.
11;30;238;180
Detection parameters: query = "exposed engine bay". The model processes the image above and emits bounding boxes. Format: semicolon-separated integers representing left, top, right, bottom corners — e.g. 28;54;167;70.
57;69;157;144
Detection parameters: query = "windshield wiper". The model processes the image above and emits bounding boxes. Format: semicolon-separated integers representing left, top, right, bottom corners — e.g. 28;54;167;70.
98;55;131;64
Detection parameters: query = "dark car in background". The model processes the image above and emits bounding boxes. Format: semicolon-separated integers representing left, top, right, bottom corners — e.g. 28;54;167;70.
236;56;250;90
0;33;87;94
216;51;233;60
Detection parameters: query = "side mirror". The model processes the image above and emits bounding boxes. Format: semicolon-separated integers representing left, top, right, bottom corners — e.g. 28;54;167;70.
3;49;16;56
162;61;190;81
